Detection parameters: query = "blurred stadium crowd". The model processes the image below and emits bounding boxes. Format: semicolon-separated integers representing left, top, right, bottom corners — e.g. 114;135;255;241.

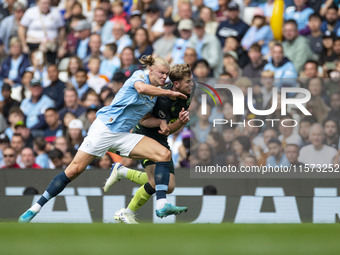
0;0;339;170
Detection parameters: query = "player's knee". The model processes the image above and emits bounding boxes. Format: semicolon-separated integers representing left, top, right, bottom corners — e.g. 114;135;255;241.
157;148;171;162
65;161;85;180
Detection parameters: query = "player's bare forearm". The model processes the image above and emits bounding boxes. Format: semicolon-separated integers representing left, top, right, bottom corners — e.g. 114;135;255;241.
167;108;190;134
168;120;185;135
139;114;162;128
134;81;187;99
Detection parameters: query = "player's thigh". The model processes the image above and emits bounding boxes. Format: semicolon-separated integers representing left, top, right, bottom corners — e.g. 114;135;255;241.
129;136;171;162
64;150;96;180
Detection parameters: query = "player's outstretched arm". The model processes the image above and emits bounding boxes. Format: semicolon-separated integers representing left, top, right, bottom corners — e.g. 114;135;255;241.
134;81;187;99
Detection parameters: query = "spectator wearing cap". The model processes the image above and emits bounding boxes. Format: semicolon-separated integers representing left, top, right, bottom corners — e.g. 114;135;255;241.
241;8;273;56
282;19;314;72
21;147;42;169
263;42;298;87
171;19;193;65
0;2;26;54
319;31;338;66
14;121;34;148
153;17;177;60
266;138;290;167
216;2;249;46
0;37;30;87
243;43;267;78
321;5;340;34
20;79;55;128
11;132;25;167
18;0;65;63
284;0;314;33
61;15;87;58
1;83;20;120
306;13;323;57
188;18;223;77
1;146;21;169
126;10;142;40
144;3;164;42
74;20;92;60
66;119;84;150
43;64;66;111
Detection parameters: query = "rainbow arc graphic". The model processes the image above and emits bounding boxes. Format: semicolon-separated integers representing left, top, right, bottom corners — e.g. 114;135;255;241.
196;82;223;106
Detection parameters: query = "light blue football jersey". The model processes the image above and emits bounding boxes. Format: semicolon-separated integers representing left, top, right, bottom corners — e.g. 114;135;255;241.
96;70;158;132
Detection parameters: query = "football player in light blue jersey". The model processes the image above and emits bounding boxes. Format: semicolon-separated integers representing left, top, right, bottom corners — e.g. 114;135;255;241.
18;55;188;223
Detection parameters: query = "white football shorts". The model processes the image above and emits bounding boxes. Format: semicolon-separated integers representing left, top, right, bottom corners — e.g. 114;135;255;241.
78;118;144;157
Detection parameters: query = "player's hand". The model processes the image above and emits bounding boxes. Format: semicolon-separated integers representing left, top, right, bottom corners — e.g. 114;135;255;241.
159;120;170;136
171;91;187;99
179;108;190;125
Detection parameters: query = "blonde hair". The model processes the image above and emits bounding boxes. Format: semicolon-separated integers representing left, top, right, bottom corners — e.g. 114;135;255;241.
139;55;169;69
9;37;21;47
261;70;275;78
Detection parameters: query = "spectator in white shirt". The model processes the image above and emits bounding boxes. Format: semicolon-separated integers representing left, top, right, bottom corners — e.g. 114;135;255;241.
298;123;338;164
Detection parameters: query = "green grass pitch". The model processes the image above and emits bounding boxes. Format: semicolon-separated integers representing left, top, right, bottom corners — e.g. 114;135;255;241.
0;223;339;255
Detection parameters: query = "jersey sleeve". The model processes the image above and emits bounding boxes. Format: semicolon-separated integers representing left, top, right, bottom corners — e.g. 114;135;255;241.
128;70;149;89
